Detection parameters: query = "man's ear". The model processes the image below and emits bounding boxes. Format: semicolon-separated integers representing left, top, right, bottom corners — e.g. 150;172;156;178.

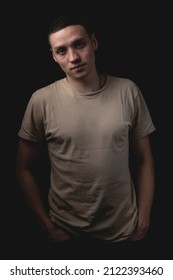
92;34;98;50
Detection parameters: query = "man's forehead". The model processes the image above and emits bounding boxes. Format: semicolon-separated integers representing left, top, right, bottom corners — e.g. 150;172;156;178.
50;25;88;46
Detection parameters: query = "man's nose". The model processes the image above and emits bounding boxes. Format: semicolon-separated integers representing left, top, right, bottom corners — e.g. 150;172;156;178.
68;49;80;62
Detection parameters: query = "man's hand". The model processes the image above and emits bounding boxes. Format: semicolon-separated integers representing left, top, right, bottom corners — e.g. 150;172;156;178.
46;225;71;243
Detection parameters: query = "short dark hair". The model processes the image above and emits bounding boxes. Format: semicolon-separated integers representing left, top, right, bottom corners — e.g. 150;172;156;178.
48;14;94;43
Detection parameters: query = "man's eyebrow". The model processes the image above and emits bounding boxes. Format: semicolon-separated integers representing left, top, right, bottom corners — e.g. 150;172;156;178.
53;37;85;51
53;45;65;52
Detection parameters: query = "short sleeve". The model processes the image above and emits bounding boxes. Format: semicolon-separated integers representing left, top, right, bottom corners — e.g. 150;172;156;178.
130;84;156;139
18;91;45;142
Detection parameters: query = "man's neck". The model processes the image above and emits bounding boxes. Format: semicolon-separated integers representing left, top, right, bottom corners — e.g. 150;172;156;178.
66;73;106;92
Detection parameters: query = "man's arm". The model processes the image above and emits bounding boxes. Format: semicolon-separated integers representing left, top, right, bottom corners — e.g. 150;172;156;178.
16;138;70;243
130;135;155;241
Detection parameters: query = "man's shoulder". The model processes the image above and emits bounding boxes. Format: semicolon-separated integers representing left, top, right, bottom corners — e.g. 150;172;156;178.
31;78;64;101
35;79;63;94
106;75;141;102
108;75;136;88
108;75;140;95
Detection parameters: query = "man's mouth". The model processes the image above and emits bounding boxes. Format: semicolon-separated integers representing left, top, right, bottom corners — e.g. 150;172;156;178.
71;64;85;71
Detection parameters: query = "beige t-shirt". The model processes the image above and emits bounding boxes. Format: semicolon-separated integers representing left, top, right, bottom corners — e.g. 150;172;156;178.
18;75;156;242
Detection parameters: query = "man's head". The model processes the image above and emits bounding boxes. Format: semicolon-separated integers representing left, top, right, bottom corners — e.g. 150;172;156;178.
48;15;98;80
48;15;94;45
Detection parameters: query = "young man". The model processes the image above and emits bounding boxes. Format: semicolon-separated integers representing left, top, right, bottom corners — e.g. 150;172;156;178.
16;15;156;259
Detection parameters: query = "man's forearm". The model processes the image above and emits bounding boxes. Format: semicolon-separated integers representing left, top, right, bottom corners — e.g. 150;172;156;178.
136;158;155;221
16;169;53;233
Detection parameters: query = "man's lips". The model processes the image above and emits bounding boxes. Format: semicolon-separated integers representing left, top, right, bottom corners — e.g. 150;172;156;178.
71;64;86;71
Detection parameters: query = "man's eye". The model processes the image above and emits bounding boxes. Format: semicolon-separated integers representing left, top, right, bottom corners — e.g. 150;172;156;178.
76;42;84;48
57;49;66;55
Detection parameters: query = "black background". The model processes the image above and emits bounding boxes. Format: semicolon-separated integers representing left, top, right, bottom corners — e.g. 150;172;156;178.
2;2;172;259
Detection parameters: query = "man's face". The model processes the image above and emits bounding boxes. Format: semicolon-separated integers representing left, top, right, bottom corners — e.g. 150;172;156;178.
49;25;98;79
